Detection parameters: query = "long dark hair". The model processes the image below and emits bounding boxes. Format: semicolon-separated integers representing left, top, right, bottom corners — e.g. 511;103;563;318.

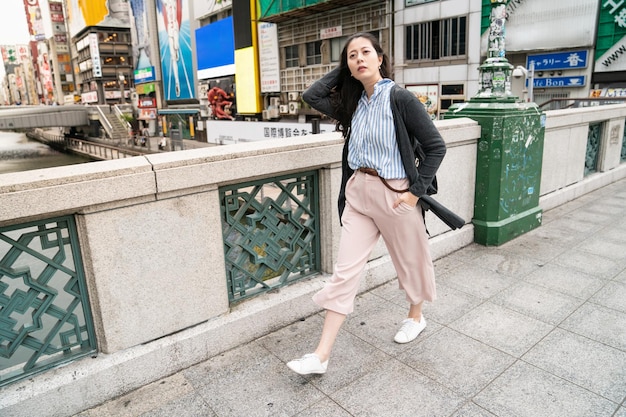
330;32;392;137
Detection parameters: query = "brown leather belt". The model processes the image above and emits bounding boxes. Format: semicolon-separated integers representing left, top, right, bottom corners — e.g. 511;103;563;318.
357;167;409;193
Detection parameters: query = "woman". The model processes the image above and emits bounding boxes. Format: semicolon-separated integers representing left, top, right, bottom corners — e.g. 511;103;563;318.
286;32;447;375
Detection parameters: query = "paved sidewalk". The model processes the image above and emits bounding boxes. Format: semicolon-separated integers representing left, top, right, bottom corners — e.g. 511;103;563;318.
76;179;626;417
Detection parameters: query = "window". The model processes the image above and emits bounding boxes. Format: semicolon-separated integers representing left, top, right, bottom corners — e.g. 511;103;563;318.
439;84;465;119
405;16;466;61
285;45;299;68
306;41;322;65
331;36;348;62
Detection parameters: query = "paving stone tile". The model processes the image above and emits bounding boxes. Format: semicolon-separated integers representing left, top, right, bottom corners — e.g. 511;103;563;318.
257;314;390;394
614;268;626;284
473;362;617;417
522;328;626;403
539;216;601;238
433;254;467;275
577;238;626;264
499;234;569;263
435;264;517;300
563;209;615;226
590;281;626;313
333;358;464;417
490;281;584;325
421;282;482;325
450;402;497;417
560;303;626;351
448;243;502;264
615;407;626;417
364;280;407;305
465;251;543;278
597;226;626;244
183;343;325;417
396;327;515;397
552;249;621;278
343;297;438;357
140;393;215;417
523;263;606;300
449;302;553;357
75;373;200;417
293;398;352;417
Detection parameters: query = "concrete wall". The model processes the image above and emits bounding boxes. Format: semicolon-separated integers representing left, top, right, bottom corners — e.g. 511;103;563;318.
539;104;626;211
1;103;626;416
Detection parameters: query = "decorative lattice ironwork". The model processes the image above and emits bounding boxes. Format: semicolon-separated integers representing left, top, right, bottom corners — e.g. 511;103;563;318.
220;172;320;303
585;123;601;176
0;216;96;387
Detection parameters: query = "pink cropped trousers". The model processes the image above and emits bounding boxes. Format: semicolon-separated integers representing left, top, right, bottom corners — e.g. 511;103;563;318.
313;170;436;315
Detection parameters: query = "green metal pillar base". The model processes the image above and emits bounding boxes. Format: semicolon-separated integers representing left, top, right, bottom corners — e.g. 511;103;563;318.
445;99;546;246
473;205;542;246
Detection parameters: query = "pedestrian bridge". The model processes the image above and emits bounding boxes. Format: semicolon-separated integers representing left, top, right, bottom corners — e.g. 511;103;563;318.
0;105;90;129
1;103;626;417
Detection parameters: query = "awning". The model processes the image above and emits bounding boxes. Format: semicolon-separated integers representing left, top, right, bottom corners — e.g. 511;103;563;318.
157;109;199;114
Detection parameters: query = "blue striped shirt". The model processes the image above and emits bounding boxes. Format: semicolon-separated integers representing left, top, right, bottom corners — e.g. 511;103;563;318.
348;79;405;179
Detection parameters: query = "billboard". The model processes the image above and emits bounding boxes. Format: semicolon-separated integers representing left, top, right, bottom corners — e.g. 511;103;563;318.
258;22;280;93
195;17;235;80
23;0;46;41
130;0;157;76
480;0;598;55
193;0;232;19
596;1;626;72
66;0;131;38
156;0;195;100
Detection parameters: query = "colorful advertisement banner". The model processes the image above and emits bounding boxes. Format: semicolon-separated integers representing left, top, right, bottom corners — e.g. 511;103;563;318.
23;0;46;41
130;0;156;74
156;0;195;100
66;0;130;38
595;0;626;72
196;17;235;80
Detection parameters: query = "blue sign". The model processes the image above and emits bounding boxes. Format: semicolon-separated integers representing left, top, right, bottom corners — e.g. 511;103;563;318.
531;76;586;88
527;50;588;71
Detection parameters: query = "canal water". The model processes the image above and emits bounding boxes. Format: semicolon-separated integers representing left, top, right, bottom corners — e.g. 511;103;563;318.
0;131;91;175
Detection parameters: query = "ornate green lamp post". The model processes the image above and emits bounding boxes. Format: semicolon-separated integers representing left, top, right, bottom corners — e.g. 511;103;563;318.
445;0;545;246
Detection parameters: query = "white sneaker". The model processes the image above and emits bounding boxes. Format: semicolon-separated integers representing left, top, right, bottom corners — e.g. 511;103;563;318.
394;317;427;344
286;353;328;375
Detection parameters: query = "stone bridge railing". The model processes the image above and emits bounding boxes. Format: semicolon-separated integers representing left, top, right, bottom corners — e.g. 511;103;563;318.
1;104;626;417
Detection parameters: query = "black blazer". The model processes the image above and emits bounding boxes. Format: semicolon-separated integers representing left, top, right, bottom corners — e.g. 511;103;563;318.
302;68;447;220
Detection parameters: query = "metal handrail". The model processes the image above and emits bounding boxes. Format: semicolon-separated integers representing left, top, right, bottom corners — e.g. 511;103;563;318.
113;104;132;132
538;97;626;110
94;105;114;138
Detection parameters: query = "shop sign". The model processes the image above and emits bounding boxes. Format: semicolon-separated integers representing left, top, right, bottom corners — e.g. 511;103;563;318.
532;76;586;88
526;50;588;71
136;82;156;95
134;66;155;83
320;26;342;39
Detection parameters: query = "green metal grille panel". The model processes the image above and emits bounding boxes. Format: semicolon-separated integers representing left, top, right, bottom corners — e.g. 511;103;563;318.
585;123;601;176
220;172;320;303
0;216;96;387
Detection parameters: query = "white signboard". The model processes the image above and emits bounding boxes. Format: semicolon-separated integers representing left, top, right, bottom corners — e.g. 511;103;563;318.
204;120;333;144
258;22;281;93
320;26;342;39
481;0;598;54
88;33;102;77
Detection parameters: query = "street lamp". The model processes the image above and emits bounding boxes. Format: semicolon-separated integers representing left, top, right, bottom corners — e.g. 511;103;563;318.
512;61;535;103
118;73;125;104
